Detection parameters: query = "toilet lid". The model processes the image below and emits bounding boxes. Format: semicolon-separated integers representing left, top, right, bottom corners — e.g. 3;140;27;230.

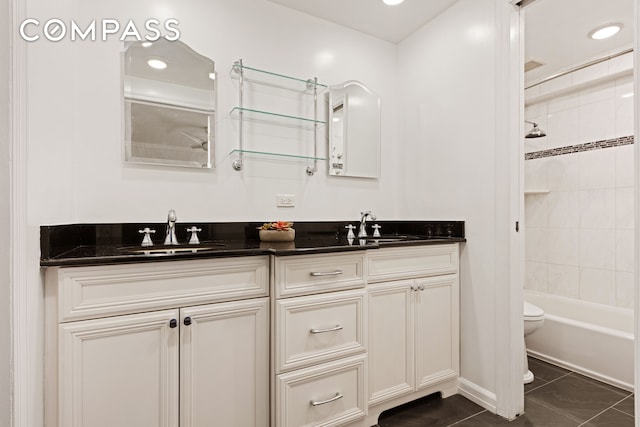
524;301;544;321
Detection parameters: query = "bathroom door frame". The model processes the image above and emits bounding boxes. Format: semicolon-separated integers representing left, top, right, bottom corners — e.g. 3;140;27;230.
493;0;526;420
634;1;640;423
514;0;640;424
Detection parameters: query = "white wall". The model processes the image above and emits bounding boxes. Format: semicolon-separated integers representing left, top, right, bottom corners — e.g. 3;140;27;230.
524;53;635;310
397;0;515;409
26;0;400;227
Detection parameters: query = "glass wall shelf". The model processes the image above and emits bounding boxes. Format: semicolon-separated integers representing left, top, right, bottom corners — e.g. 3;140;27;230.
229;149;327;162
231;59;323;175
229;107;325;129
230;63;327;93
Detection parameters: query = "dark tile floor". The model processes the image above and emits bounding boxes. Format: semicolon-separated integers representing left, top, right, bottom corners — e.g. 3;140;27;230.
377;357;634;426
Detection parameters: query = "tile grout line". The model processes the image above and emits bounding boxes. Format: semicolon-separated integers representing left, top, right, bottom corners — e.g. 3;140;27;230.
527;371;634;426
446;369;573;427
445;409;489;426
523;379;549;394
381;360;633;426
533;371;573;388
524;395;586;424
523;372;590;424
610;406;635;417
576;394;635;426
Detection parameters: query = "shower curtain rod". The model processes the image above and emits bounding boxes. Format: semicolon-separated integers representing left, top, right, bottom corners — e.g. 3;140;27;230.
525;47;633;90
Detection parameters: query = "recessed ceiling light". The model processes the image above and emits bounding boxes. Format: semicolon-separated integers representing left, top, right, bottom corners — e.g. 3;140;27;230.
382;0;404;5
141;41;153;48
147;59;167;70
589;24;622;40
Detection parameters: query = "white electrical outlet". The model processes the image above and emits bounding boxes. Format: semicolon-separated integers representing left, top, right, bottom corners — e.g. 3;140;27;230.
276;194;295;207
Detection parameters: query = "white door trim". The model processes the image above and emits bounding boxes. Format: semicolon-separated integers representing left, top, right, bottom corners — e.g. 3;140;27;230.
493;0;525;420
633;0;640;424
10;0;30;425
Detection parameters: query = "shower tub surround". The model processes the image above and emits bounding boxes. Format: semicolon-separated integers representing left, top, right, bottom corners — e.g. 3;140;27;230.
524;54;634;311
525;290;633;391
524;51;635;390
524;133;634;303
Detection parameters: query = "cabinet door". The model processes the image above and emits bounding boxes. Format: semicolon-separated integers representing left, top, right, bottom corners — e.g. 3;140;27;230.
58;310;179;427
180;298;269;427
414;275;459;390
367;280;415;405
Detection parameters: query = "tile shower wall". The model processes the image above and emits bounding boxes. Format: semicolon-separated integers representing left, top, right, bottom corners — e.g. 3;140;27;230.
524;52;634;309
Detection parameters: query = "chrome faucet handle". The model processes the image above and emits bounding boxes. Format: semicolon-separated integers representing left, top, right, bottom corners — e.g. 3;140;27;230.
186;227;202;245
138;228;156;247
372;224;382;238
345;224;356;240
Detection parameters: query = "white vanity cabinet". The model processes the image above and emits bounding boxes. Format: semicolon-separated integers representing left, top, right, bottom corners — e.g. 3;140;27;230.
43;241;461;427
272;252;368;427
45;256;270;427
364;244;460;422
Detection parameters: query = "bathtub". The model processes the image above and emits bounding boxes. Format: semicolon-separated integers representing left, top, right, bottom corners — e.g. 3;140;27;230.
524;290;634;391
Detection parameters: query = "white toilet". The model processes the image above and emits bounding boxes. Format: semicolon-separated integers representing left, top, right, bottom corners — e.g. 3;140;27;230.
523;301;545;384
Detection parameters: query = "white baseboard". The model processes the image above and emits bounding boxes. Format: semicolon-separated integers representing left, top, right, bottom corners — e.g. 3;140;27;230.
457;377;497;414
527;350;634;392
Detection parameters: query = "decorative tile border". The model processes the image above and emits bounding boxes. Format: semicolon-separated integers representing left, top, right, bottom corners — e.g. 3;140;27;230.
525;135;634;160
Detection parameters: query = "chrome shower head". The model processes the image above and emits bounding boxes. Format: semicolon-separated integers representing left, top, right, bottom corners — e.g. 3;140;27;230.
525;121;546;138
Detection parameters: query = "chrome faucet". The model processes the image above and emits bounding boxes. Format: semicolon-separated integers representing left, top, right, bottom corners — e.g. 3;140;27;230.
164;209;178;245
358;211;376;238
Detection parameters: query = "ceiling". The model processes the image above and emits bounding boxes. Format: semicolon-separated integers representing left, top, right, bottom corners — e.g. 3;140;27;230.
524;0;633;85
266;0;459;44
266;0;634;85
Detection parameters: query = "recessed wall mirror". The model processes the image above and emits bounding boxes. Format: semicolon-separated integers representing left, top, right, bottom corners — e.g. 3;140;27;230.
123;39;215;168
328;81;381;178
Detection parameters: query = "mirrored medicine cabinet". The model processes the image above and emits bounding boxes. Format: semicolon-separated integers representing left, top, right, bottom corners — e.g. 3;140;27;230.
123;39;215;168
328;80;381;178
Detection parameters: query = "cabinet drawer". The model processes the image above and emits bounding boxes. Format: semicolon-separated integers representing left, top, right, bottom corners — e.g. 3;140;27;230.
274;252;366;298
276;355;367;427
367;244;459;282
275;289;366;373
51;256;269;322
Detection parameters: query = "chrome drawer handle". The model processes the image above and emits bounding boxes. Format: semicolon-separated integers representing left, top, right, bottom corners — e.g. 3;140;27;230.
309;270;343;277
309;324;343;334
310;392;343;407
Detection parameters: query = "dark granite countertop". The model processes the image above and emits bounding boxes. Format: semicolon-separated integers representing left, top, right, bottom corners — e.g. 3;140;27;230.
40;220;465;267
